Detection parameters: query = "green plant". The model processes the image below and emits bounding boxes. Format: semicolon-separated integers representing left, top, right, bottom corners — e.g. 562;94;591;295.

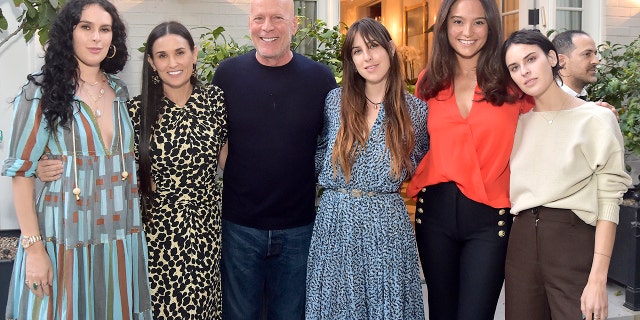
292;18;346;84
0;0;64;48
195;18;345;84
196;26;253;83
590;35;640;154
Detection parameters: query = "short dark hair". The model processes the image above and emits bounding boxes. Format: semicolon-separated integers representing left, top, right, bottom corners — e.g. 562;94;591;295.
503;29;561;81
552;30;591;55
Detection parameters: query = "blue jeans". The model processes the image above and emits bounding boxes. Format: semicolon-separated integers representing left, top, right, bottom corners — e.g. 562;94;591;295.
221;219;313;320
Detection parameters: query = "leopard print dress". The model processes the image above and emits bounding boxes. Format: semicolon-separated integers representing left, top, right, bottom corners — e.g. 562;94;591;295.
129;85;227;320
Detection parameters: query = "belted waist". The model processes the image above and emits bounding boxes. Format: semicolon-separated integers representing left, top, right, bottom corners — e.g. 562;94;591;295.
326;188;395;198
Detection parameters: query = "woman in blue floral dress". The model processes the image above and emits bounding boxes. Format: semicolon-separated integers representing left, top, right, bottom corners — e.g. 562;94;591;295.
305;18;429;319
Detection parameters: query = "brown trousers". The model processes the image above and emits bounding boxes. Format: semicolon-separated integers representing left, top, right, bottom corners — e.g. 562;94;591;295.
505;207;595;320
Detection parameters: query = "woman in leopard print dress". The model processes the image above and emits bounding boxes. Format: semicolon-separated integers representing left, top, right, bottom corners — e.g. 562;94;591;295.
129;21;227;319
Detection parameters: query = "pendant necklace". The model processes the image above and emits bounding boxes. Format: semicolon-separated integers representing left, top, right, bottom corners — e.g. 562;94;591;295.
538;111;560;124
365;96;383;110
81;79;105;118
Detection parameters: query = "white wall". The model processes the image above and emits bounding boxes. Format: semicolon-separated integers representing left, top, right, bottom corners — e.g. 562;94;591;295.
0;0;337;230
604;0;640;46
114;0;252;96
0;2;45;230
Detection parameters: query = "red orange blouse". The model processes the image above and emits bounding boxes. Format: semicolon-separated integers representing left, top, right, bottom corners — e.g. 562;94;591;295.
407;83;533;208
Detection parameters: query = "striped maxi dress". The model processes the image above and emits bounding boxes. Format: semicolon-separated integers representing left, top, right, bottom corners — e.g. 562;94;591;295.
2;72;153;320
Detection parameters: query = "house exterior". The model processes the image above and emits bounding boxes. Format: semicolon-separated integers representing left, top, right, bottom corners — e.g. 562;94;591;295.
0;0;639;228
341;0;640;81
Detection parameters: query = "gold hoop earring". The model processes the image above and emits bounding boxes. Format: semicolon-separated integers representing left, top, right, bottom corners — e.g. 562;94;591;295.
107;45;117;59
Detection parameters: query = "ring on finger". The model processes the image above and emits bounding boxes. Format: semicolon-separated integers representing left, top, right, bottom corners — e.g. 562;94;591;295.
32;282;38;290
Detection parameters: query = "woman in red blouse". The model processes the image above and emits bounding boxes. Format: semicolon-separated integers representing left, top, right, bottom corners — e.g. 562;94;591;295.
406;0;531;319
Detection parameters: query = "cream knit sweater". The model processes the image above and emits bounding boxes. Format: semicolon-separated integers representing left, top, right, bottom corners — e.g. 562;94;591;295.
510;102;632;225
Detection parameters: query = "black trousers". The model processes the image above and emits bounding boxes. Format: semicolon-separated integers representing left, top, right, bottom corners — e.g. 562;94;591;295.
414;182;511;320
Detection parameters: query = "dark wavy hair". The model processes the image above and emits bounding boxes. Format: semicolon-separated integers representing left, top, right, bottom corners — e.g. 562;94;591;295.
34;0;128;132
138;21;199;212
416;0;518;105
502;29;561;83
332;17;415;182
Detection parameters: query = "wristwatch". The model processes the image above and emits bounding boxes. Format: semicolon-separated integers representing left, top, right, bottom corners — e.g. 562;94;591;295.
21;235;42;249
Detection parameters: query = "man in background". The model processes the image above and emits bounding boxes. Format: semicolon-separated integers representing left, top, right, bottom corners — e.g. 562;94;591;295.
553;30;599;99
553;30;618;116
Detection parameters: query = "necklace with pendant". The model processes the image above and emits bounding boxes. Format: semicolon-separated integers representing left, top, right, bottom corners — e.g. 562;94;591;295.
538;111;560;124
365;96;383;110
81;80;105;118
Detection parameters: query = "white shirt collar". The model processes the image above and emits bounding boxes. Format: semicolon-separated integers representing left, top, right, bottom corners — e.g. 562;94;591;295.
557;79;588;97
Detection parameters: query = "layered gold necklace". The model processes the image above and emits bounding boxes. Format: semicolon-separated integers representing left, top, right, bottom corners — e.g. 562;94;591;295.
80;76;106;118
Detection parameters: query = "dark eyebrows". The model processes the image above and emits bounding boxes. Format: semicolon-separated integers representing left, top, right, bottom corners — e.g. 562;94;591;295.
77;19;112;28
154;47;187;55
448;15;487;21
507;51;536;69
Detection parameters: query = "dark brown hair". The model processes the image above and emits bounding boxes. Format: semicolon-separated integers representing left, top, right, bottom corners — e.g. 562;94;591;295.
416;0;518;105
332;17;415;181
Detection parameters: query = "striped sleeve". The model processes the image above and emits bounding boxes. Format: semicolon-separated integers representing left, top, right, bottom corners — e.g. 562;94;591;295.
1;80;50;177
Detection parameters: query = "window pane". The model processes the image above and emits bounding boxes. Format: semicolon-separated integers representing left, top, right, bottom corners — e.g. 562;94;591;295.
295;1;316;20
502;0;518;12
294;1;317;55
556;10;582;31
503;13;519;39
557;0;582;7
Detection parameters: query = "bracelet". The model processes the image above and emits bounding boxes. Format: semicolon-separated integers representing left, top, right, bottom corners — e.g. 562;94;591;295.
594;252;611;259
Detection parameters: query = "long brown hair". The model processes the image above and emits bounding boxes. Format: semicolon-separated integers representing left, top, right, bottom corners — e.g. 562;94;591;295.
332;18;415;182
417;0;517;105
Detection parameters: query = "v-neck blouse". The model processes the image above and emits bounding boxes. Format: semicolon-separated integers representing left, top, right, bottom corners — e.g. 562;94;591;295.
407;84;533;208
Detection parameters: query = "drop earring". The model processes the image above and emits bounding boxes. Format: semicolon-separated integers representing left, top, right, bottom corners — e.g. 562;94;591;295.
152;69;160;85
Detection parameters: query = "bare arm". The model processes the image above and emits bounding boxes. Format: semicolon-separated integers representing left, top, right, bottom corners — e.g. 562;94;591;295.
581;220;616;320
218;142;228;171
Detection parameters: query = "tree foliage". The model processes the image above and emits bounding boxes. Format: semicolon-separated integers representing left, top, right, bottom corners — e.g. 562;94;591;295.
590;35;640;154
0;0;65;48
196;17;345;84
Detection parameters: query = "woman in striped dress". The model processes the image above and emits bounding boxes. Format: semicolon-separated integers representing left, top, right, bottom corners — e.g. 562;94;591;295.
2;0;153;319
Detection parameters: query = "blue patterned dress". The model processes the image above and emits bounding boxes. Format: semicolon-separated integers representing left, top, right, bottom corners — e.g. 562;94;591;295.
2;73;153;320
306;87;429;319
